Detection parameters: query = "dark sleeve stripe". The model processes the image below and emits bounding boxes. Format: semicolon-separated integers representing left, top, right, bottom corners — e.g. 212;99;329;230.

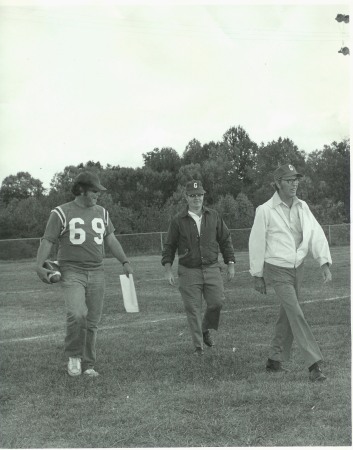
52;207;66;235
104;208;109;226
102;208;109;236
103;208;109;226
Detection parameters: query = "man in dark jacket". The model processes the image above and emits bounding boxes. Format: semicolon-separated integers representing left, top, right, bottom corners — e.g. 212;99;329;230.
162;180;235;355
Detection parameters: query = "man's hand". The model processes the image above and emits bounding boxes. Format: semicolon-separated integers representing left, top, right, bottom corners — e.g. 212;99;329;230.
164;263;175;286
254;276;266;295
36;266;54;284
122;262;133;278
227;263;235;282
321;263;332;284
36;238;54;284
165;270;176;286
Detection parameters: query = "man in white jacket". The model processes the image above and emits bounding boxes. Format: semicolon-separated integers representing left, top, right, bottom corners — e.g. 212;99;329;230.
249;163;332;382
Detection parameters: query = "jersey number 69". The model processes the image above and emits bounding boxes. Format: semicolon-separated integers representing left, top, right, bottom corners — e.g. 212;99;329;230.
69;218;105;245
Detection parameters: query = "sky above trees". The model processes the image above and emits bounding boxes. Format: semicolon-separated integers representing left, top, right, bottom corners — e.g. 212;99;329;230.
0;1;350;188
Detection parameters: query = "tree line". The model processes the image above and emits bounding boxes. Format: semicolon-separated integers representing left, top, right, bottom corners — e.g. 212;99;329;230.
0;125;350;239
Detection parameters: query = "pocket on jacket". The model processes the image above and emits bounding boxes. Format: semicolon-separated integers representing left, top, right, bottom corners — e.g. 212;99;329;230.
178;248;189;262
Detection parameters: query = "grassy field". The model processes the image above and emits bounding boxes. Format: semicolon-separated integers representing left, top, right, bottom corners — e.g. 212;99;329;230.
0;247;351;448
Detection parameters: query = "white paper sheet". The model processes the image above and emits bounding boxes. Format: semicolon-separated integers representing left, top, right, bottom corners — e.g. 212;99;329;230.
119;274;139;313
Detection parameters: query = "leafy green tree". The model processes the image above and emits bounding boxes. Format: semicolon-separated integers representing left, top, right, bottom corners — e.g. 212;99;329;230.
255;137;306;174
50;161;105;198
307;139;350;221
77;160;103;171
102;166;139;207
201;154;231;205
103;165;177;209
1;132;349;242
214;193;254;229
0;197;49;238
201;145;243;204
162;185;189;223
108;204;136;234
177;163;202;186
0;200;17;238
222;125;258;185
213;194;238;228
0;172;45;205
49;165;82;198
249;138;306;206
143;147;181;173
136;168;178;207
309;199;346;225
233;192;255;228
132;205;171;232
182;139;210;165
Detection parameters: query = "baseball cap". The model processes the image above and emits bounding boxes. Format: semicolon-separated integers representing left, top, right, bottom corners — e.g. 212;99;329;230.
74;171;107;191
274;164;303;181
185;180;206;195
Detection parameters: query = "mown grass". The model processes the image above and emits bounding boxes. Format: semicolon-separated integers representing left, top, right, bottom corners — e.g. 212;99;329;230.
0;247;351;447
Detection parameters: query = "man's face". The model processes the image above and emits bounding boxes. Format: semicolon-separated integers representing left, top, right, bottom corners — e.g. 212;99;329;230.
277;177;300;199
186;193;204;209
84;189;100;206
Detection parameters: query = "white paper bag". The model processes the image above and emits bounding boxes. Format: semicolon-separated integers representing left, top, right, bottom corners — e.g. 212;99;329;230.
119;274;139;313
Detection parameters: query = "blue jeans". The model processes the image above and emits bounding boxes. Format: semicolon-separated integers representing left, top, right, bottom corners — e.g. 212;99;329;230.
60;267;105;370
178;263;225;348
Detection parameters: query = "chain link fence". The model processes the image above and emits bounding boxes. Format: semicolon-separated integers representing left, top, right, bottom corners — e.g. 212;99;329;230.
0;223;349;261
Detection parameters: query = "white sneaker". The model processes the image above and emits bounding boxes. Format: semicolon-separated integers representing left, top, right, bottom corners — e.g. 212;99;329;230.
67;357;81;376
83;368;99;377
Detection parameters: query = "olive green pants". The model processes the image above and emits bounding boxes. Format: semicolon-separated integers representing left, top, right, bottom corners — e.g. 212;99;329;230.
178;263;225;349
264;262;323;368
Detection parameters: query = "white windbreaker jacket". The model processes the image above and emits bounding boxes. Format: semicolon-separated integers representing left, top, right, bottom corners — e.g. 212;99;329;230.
249;192;332;277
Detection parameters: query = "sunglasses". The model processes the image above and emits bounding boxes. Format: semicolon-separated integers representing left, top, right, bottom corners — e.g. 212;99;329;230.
281;178;300;185
187;194;204;198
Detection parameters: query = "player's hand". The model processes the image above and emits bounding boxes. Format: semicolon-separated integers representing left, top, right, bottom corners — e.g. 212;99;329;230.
123;262;133;278
36;266;54;284
165;270;176;286
227;263;235;281
254;276;266;295
321;264;332;284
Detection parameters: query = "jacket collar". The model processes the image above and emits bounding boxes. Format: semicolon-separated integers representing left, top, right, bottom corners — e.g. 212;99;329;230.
271;191;302;209
181;205;210;218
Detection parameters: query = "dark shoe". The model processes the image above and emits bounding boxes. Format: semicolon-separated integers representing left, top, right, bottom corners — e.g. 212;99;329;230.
309;366;326;382
203;330;215;347
266;358;290;372
194;347;204;356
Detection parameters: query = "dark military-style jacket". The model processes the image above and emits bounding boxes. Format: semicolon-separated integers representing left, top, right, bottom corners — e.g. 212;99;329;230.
161;206;235;269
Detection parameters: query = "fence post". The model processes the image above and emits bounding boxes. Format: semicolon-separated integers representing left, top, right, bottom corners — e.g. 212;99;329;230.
160;232;163;251
328;225;331;245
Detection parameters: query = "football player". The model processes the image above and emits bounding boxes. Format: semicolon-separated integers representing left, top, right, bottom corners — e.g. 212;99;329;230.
36;171;133;377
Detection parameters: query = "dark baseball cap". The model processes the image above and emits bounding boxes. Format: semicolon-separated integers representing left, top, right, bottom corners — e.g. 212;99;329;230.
74;171;107;191
185;180;206;195
274;164;303;181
